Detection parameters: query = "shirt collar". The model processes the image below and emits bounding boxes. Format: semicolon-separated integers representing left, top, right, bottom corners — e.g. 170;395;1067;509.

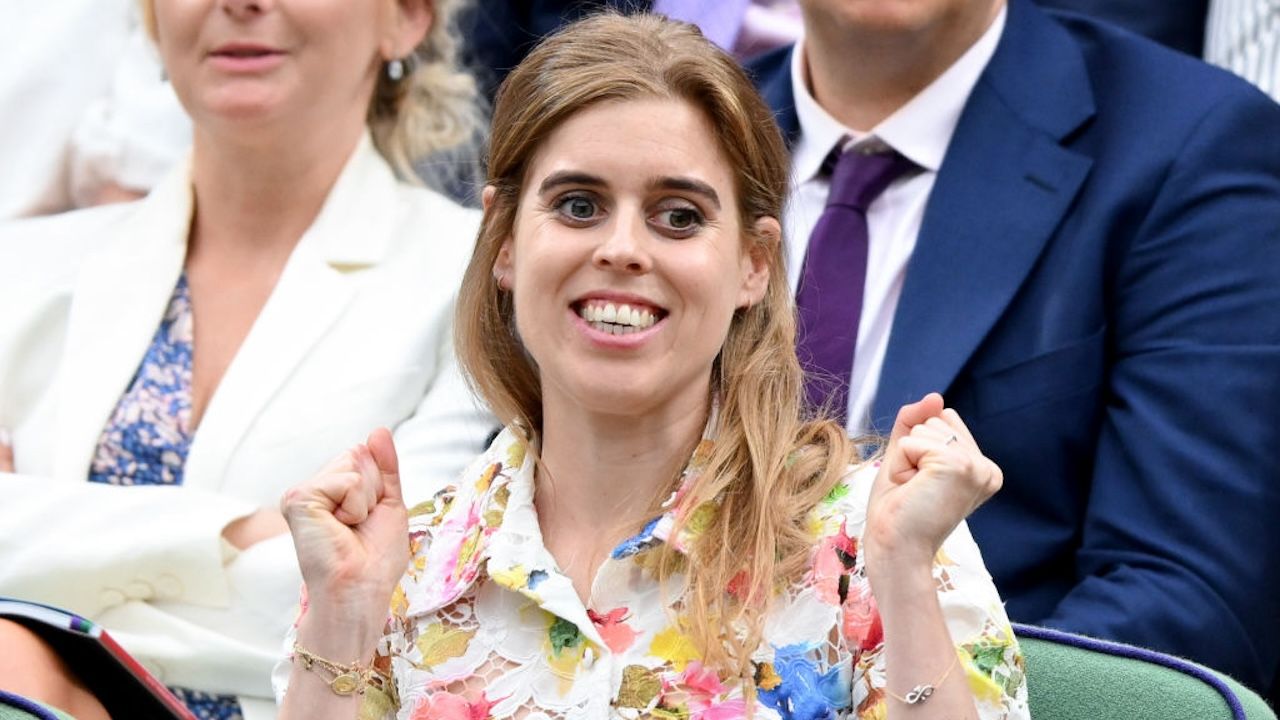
790;5;1007;181
406;410;723;617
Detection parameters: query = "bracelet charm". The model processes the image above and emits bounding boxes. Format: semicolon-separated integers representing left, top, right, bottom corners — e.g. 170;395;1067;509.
886;652;959;706
903;684;935;704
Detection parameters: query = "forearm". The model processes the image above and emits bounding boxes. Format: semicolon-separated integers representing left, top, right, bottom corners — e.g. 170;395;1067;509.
873;563;978;720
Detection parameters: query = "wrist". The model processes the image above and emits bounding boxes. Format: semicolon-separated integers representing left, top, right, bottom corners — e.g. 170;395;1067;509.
863;544;936;596
296;604;387;663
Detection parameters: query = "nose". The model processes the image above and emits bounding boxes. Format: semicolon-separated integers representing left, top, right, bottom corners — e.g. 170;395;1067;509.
220;0;269;19
592;215;652;275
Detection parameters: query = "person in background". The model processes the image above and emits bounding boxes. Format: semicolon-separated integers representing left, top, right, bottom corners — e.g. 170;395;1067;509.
1206;0;1280;100
459;0;802;102
748;0;1280;696
0;0;490;717
275;14;1027;720
1;0;190;218
1032;0;1210;55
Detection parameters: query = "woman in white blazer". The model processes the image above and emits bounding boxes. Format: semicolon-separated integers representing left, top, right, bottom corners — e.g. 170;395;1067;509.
0;0;490;718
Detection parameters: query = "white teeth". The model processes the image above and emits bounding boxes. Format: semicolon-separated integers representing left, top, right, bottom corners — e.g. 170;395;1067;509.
577;301;661;331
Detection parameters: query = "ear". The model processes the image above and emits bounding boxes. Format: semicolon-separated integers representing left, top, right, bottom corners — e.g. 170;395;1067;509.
481;185;498;213
384;0;434;60
737;216;778;308
493;236;515;291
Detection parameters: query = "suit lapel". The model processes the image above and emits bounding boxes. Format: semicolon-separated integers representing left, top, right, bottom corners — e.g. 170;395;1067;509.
53;164;193;481
183;137;396;490
870;0;1096;431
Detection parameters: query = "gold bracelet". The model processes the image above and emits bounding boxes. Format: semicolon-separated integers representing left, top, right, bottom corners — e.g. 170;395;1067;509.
885;651;960;705
292;642;388;697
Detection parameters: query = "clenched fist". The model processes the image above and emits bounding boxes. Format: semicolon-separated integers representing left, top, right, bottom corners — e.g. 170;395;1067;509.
281;427;409;636
865;393;1003;576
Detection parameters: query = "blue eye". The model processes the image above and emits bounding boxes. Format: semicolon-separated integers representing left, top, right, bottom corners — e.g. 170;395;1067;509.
664;208;699;229
652;206;705;236
557;196;598;221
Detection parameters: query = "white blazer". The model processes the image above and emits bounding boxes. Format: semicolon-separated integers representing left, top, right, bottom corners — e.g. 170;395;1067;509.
0;136;492;719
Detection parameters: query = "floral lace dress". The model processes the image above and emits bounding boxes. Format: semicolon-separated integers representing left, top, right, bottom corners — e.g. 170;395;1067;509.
88;274;244;720
281;427;1030;720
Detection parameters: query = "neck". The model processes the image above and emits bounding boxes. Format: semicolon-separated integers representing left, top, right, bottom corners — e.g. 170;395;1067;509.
536;386;712;544
801;0;1004;131
186;116;365;260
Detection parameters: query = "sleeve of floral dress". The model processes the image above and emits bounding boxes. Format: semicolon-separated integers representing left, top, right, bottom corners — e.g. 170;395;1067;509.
841;464;1030;720
851;518;1030;720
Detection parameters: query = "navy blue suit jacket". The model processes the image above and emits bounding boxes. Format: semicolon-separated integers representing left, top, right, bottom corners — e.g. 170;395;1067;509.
750;0;1280;692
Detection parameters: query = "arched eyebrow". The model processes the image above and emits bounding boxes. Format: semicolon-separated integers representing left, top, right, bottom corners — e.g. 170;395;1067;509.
650;177;720;210
537;170;721;211
538;171;605;195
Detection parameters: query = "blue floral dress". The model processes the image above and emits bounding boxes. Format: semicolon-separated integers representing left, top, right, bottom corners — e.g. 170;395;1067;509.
88;274;244;720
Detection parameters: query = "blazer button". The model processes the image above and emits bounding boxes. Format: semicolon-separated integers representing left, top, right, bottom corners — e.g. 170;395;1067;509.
155;574;183;600
125;580;154;600
99;588;126;608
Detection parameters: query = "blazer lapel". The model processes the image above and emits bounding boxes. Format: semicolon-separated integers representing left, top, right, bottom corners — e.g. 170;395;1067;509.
53;164;193;481
183;136;397;490
870;0;1096;432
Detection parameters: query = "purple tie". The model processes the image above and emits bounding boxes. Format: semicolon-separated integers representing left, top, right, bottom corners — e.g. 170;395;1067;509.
796;147;915;424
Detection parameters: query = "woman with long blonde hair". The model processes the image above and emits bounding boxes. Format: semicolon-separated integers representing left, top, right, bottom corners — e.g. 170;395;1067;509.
278;13;1028;719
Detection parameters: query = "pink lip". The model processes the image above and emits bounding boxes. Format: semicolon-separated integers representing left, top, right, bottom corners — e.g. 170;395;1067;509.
572;290;666;313
568;290;669;350
208;43;286;73
569;307;667;349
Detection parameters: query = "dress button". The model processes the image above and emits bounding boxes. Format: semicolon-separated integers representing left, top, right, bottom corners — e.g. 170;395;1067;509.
125;580;154;600
99;588;126;608
155;574;183;599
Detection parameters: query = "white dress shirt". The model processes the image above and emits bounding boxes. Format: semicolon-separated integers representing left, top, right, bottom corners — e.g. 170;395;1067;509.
785;7;1007;434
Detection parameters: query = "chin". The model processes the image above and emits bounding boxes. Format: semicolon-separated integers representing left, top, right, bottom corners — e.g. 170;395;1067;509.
573;384;659;417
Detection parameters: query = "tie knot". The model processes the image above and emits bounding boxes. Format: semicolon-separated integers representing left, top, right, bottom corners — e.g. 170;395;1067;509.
825;147;915;212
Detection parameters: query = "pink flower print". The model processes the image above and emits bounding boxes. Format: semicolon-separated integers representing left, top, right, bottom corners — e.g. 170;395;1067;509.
410;691;498;720
589;607;640;654
682;661;726;697
842;580;883;652
812;526;857;605
695;699;747;720
681;663;746;720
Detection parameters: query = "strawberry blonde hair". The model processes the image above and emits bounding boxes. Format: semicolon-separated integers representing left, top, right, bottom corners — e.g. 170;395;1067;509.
455;13;855;682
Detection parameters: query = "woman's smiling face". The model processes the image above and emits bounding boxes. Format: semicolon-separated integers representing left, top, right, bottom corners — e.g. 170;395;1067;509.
492;97;773;420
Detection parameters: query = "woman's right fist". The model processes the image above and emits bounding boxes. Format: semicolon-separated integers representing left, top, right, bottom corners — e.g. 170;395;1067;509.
281;427;409;621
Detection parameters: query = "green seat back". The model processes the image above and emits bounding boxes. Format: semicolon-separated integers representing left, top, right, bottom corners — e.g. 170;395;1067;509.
0;692;73;720
1016;624;1275;720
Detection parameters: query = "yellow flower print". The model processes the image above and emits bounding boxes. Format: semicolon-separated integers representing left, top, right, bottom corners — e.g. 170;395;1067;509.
414;622;475;670
490;564;530;592
475;462;500;493
650;624;701;671
506;441;527;470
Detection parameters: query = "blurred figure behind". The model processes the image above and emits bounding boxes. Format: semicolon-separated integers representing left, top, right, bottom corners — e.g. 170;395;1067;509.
0;0;490;718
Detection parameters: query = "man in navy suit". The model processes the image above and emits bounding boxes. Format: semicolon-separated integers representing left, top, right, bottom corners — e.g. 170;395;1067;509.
748;0;1280;694
460;1;1208;103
